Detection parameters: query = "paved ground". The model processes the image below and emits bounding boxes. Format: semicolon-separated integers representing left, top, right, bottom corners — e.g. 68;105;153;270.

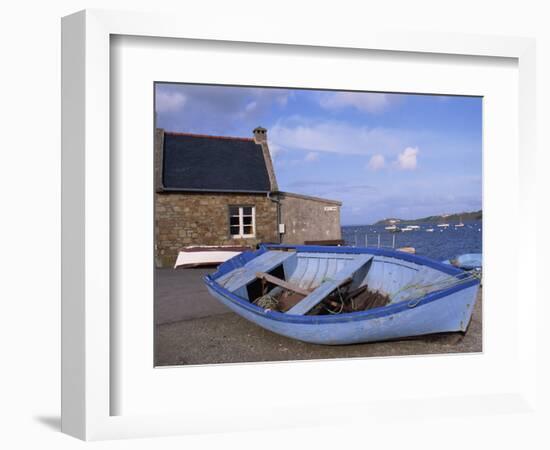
155;267;228;325
155;267;482;366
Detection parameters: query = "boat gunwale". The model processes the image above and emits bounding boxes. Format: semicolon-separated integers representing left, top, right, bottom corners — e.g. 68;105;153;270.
203;245;479;325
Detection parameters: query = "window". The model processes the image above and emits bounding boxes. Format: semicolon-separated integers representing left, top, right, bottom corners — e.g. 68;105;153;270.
229;205;256;238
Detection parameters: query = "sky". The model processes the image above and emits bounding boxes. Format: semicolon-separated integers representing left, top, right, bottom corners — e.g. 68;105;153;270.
155;83;482;225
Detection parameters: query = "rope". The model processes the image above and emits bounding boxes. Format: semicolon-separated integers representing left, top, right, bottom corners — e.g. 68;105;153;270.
254;294;279;311
392;271;481;307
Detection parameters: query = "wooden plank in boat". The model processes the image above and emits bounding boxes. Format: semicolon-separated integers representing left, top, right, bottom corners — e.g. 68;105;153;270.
217;251;296;292
286;255;374;315
256;272;311;296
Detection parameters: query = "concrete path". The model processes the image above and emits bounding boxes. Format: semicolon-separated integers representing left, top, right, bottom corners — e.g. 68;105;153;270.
155;268;482;366
155;267;230;325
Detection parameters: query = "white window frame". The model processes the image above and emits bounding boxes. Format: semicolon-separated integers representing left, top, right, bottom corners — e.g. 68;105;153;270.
229;205;256;238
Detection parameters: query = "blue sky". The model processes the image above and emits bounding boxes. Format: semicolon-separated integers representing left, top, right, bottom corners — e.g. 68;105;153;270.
155;83;482;225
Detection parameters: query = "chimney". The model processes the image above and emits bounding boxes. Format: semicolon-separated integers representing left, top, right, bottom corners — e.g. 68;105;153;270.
253;126;267;144
252;126;278;191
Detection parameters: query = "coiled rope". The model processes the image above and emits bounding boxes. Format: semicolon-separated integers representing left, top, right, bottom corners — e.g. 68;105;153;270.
322;287;345;314
254;294;279;311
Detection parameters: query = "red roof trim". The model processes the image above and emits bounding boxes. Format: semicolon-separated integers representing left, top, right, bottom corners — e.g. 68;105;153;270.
164;131;255;142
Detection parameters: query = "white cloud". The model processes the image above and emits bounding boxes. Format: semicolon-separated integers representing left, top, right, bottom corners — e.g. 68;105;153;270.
270;118;408;156
367;154;385;171
156;91;187;113
319;92;394;113
304;151;320;162
239;89;290;117
245;101;257;112
275;93;290;107
396;147;419;170
155;84;292;132
268;142;284;159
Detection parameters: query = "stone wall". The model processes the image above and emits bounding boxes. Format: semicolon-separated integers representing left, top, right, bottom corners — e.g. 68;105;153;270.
155;192;278;267
279;192;341;245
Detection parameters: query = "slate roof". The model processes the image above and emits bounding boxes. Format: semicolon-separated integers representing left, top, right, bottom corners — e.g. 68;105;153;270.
161;132;272;193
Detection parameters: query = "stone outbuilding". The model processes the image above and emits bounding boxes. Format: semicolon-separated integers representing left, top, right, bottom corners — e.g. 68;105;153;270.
155;127;342;267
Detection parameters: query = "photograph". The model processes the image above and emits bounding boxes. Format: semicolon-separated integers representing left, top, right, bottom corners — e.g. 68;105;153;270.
153;83;483;366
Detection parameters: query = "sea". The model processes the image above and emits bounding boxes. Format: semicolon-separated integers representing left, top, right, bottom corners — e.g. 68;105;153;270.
341;221;482;262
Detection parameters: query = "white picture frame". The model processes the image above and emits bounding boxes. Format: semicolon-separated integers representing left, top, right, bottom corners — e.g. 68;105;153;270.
61;9;538;441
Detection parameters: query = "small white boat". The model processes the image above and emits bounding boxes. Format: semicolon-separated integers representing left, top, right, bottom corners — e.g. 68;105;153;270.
426;228;434;232
396;246;416;254
384;219;401;232
174;245;249;269
437;214;450;228
384;225;400;232
408;225;420;230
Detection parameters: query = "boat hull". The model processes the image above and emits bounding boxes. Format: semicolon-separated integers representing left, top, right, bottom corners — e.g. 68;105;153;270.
206;284;477;345
204;245;480;345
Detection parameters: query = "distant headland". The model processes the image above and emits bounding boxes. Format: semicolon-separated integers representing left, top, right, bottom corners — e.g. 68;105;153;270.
373;210;482;226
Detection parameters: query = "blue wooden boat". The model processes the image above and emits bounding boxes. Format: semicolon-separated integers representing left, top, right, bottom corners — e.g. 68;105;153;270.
203;244;480;345
442;253;483;271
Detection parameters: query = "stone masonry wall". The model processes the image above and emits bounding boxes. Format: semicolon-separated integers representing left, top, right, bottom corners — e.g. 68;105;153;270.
155;192;278;267
279;193;341;245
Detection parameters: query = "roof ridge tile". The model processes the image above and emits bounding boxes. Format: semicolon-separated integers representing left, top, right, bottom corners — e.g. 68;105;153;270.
164;131;254;142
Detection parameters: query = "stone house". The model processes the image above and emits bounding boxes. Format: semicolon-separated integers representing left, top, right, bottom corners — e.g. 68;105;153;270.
155;127;342;267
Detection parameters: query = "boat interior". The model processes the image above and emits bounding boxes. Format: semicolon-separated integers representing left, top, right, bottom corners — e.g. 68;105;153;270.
214;248;462;316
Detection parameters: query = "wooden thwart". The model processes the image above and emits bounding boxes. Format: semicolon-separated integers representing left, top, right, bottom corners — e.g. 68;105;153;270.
286;254;374;316
256;272;311;297
217;250;296;292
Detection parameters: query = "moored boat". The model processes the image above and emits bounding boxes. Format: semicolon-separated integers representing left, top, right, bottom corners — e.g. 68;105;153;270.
396;246;416;254
203;244;480;345
384;225;400;232
384;219;400;232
